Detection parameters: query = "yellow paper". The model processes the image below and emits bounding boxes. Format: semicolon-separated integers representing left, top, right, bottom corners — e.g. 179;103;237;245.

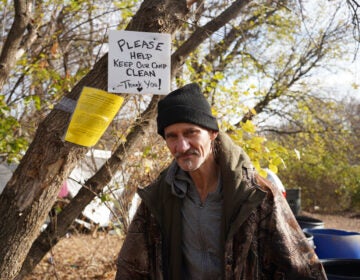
65;87;124;147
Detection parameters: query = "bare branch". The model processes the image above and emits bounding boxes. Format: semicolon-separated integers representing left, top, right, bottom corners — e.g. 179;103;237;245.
0;0;35;89
171;0;252;76
347;0;360;42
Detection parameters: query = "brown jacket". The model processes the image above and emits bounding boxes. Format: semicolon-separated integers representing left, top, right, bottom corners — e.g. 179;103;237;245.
116;132;327;279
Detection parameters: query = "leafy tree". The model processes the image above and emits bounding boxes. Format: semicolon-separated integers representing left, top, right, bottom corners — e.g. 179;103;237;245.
0;96;27;163
265;96;360;212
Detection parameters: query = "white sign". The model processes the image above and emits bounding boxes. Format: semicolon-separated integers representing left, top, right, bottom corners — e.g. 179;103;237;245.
108;30;171;95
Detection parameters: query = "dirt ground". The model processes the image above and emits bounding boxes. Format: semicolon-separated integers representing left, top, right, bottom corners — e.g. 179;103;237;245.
24;211;360;280
302;211;360;232
23;231;123;280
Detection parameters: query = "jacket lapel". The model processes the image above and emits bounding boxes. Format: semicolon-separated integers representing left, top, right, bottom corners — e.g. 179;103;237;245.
216;132;266;240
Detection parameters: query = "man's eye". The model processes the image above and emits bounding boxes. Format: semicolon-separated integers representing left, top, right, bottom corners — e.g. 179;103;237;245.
165;134;176;140
188;130;198;135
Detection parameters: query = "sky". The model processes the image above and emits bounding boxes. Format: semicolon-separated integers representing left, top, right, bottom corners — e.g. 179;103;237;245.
301;0;360;101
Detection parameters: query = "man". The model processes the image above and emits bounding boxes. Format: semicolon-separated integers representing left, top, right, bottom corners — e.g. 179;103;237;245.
115;83;327;279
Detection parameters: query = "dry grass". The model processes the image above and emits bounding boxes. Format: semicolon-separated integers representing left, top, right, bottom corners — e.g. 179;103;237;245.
24;232;123;280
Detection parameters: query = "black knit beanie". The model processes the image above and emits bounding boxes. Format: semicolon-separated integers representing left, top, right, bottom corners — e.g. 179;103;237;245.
157;83;219;138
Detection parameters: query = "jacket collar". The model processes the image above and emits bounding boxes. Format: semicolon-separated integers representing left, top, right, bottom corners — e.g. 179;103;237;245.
215;131;266;238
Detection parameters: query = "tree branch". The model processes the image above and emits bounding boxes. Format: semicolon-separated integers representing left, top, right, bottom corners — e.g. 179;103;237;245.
0;0;34;89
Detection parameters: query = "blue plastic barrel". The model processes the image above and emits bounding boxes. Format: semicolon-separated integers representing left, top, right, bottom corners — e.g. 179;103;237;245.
304;228;360;259
322;259;360;280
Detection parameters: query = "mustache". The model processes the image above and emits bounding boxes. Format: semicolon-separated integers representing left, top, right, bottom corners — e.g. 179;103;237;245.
175;149;200;159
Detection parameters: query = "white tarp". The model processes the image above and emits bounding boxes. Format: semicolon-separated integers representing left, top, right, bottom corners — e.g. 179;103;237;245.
0;150;137;228
0;163;16;194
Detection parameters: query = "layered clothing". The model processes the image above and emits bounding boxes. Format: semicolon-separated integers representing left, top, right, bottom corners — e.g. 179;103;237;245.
116;132;327;279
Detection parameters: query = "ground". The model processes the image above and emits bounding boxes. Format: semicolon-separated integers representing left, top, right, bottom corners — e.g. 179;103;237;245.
24;211;360;280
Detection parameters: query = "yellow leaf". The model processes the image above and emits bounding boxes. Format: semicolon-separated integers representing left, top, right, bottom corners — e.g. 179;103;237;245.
241;120;256;133
259;169;267;178
253;160;261;171
269;164;278;173
272;157;283;166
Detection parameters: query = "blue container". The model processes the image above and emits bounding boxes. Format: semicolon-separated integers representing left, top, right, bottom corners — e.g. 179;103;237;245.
322;259;360;280
304;228;360;259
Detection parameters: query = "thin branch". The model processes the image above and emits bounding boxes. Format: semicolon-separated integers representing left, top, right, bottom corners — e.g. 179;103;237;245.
0;0;33;89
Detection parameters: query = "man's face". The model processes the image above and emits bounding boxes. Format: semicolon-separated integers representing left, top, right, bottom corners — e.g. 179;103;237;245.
164;123;218;172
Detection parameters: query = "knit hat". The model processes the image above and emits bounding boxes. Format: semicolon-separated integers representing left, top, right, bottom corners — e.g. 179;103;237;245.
157;83;219;138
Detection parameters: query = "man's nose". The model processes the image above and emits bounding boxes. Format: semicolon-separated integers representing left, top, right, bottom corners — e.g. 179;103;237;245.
176;137;190;152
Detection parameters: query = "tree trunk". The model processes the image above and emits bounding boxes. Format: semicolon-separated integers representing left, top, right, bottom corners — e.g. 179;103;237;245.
0;54;106;280
0;1;190;278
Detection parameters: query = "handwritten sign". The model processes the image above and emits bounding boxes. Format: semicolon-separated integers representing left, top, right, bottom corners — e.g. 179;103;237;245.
108;30;171;95
65;87;124;147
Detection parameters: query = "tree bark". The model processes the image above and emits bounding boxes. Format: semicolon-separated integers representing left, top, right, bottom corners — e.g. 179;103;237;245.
0;53;106;280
